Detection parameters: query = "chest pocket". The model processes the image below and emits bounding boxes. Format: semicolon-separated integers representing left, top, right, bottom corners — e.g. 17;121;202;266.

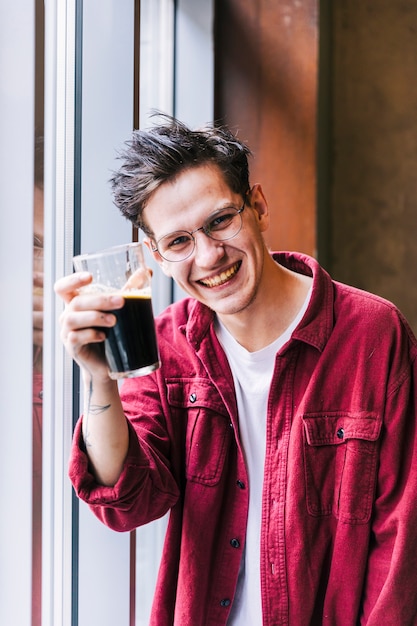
302;412;381;524
167;379;232;486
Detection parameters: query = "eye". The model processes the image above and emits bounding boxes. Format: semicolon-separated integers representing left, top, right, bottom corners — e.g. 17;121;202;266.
163;232;193;250
208;209;235;232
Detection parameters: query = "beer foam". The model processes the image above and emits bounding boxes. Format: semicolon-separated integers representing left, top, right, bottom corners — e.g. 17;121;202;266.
79;283;117;295
80;283;151;297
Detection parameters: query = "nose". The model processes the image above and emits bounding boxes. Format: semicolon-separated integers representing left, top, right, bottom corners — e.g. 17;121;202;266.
193;230;225;267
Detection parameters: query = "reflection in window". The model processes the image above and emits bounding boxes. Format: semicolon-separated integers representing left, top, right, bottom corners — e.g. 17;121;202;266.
32;134;43;626
32;0;44;623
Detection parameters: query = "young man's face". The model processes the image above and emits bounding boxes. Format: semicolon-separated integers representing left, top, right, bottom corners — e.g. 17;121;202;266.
143;163;269;320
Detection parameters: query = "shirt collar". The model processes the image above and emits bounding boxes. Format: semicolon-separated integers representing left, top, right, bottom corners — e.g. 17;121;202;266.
184;252;334;353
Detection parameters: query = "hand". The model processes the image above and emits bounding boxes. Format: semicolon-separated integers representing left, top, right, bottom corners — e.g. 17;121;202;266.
54;272;125;381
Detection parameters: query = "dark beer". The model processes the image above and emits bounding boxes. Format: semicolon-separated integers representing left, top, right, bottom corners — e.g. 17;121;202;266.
105;293;160;377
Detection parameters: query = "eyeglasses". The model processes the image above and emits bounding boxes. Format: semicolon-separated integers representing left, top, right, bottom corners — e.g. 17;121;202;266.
151;203;245;262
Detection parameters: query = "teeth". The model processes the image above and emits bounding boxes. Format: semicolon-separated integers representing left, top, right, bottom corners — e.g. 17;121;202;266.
200;262;240;288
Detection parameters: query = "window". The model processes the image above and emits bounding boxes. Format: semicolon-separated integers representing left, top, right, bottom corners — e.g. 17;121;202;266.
0;1;213;624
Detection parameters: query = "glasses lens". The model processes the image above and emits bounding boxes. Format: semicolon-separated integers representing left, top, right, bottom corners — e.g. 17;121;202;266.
158;231;194;262
206;207;242;241
156;205;244;262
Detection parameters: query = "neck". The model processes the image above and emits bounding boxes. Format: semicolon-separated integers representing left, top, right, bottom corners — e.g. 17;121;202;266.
217;256;312;352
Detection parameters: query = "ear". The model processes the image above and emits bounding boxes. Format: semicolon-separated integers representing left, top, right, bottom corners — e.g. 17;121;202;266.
143;237;173;277
248;183;269;232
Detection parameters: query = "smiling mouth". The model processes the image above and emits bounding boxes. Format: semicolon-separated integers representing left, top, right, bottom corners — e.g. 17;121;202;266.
198;261;241;288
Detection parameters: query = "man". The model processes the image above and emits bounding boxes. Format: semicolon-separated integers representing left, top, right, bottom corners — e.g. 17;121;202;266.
55;116;417;625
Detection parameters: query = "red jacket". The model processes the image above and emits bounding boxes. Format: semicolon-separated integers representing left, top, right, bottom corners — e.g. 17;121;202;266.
69;252;417;625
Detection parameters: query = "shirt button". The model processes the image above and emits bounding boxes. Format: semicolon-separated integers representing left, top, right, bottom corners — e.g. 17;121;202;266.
230;538;240;548
220;598;231;607
236;480;245;489
337;427;345;439
189;393;197;403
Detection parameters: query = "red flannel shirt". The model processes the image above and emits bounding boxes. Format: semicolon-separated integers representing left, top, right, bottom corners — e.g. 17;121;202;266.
69;252;417;625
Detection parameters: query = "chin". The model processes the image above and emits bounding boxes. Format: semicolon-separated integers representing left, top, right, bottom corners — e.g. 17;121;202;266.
211;296;254;317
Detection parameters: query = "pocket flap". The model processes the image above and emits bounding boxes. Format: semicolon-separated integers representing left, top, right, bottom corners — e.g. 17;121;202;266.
167;378;227;415
302;412;381;446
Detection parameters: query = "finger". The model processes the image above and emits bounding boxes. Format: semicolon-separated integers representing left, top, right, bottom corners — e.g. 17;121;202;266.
60;309;117;337
64;329;108;366
54;272;93;304
123;266;153;290
65;327;107;348
64;293;125;318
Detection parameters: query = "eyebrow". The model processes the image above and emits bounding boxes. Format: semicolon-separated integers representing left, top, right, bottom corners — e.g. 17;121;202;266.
153;202;242;238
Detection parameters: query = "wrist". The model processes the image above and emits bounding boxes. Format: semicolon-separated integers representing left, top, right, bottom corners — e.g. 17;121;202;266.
82;368;119;395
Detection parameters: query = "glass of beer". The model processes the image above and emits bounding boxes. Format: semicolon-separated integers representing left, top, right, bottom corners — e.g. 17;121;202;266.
73;242;160;379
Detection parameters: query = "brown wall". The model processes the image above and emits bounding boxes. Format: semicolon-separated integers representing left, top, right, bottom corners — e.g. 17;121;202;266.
330;1;417;332
214;0;319;256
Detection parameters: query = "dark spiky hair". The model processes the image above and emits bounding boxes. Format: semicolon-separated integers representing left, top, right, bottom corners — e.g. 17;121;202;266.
110;114;252;235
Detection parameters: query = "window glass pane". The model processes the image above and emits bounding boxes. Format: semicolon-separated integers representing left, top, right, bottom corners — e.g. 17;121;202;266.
0;1;35;623
76;1;135;624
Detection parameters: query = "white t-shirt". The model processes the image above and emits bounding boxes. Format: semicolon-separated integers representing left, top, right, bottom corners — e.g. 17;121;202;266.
216;289;311;624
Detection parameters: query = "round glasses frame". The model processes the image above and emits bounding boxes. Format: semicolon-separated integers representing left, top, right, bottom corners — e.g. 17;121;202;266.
151;203;245;262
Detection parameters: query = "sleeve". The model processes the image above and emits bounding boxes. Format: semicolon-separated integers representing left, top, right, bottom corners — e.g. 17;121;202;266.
360;331;417;624
68;372;181;533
